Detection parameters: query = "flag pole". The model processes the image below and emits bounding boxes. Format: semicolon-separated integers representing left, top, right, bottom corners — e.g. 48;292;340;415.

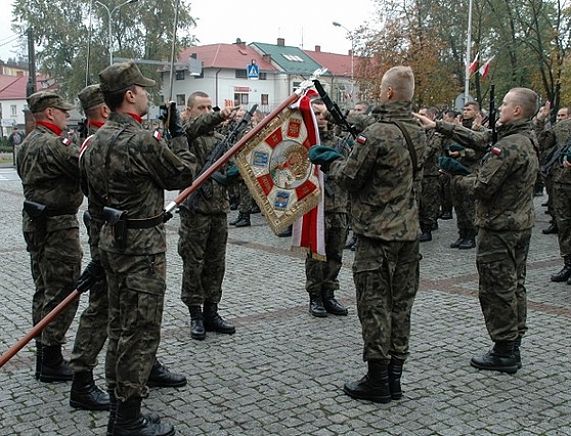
464;0;473;103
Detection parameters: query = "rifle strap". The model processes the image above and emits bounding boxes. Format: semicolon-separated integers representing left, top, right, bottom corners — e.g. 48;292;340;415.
391;121;419;177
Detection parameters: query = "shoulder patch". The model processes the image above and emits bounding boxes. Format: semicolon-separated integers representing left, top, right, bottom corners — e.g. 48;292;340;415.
61;137;73;147
356;134;367;145
153;130;162;141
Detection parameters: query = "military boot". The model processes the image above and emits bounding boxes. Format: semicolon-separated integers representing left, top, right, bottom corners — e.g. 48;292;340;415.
189;305;206;340
470;341;518;374
309;294;327;317
35;342;43;380
458;230;476;249
70;370;110;410
343;360;391;403
514;337;522;369
542;222;558;234
229;212;246;226
388;358;404;400
419;227;432;242
322;290;348;316
203;302;236;334
39;344;74;382
106;390;117;436
112;396;175;436
450;230;465;248
234;212;251;227
147;359;187;388
551;255;571;282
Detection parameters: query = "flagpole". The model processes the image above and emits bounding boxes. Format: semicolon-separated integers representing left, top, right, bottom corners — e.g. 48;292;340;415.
464;0;473;103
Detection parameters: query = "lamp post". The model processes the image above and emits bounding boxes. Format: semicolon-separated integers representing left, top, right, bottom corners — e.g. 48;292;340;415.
95;0;139;66
464;0;473;103
332;21;354;104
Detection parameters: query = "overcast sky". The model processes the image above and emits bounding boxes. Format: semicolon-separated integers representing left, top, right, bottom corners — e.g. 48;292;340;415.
0;0;378;62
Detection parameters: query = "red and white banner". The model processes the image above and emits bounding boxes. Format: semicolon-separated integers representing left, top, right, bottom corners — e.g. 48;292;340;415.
478;56;495;80
234;88;325;258
467;52;480;76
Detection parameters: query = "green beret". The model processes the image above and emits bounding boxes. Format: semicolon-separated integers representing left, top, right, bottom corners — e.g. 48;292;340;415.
99;61;156;93
78;84;105;112
27;91;74;113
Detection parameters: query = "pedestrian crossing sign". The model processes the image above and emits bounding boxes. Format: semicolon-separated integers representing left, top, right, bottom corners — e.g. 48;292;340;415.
247;61;260;79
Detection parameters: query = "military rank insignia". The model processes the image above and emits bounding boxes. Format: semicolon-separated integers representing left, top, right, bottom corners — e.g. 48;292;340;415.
234;91;322;235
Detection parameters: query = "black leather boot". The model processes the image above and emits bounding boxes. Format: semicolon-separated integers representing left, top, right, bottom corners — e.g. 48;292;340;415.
551;256;571;282
35;342;42;380
112;396;174;436
106;390;117;436
470;341;518;374
322;290;348;316
440;211;453;220
388;358;404;400
343;360;391;403
234;213;251;227
450;230;465;248
70;370;110;410
542;222;558;234
203;302;236;334
514;337;522;369
309;294;327;317
419;229;432;242
147;359;187;388
458;230;476;249
39;344;73;382
229;212;245;226
189;305;206;340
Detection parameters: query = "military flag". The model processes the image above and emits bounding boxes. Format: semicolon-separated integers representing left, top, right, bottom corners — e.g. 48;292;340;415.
467;52;480;76
478;56;495;80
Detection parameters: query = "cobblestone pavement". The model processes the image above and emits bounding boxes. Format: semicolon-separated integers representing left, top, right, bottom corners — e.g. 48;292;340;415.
1;168;570;435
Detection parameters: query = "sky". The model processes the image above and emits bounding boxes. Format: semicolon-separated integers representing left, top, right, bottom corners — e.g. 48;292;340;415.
0;0;379;62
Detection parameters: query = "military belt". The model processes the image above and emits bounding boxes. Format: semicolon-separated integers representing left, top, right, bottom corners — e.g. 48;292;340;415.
125;213;166;229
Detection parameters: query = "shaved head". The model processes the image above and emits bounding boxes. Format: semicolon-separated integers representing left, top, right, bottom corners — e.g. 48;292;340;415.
508;88;539;119
380;66;415;102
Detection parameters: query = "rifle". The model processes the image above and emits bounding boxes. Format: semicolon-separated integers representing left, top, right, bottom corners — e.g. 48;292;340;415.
550;81;561;125
183;104;258;208
489;84;497;145
312;79;358;139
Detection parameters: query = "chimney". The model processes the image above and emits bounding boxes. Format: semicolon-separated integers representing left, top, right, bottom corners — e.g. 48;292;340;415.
277;38;285;46
234;38;246;47
348;49;353;56
191;53;197;59
315;45;321;52
263;54;272;63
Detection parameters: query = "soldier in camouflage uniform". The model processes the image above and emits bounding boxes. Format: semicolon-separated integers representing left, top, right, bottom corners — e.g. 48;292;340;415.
17;91;81;383
82;62;197;435
418;107;443;242
542;113;571;283
310;66;426;403
419;87;540;373
178;91;237;341
305;98;349;318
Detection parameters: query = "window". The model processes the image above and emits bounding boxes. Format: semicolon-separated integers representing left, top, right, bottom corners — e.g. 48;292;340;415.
259;72;267;80
292;81;301;93
234;93;249;106
10;105;17;117
175;70;185;80
261;94;269;106
235;69;247;79
176;94;186;106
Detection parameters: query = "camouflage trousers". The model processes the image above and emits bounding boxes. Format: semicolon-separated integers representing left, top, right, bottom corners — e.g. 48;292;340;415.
544;174;554;218
70;240;108;373
238;182;254;214
552;183;571;256
101;251;166;401
24;227;81;346
476;228;531;342
439;172;453;214
419;175;441;231
178;210;227;307
305;213;349;296
352;237;421;363
451;174;476;233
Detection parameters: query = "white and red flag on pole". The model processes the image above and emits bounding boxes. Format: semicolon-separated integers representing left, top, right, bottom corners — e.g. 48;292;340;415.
467;52;480;76
478;56;495;80
234;85;326;259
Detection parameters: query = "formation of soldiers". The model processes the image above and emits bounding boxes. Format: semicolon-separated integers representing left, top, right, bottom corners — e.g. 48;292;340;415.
12;58;569;434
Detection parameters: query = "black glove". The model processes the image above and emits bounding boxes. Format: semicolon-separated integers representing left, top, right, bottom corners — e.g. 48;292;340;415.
438;156;471;176
308;145;343;171
76;260;105;293
448;143;465;153
226;162;240;180
167;102;185;138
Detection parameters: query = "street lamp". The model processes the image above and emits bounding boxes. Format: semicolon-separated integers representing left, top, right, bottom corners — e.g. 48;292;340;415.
332;21;355;104
96;0;139;66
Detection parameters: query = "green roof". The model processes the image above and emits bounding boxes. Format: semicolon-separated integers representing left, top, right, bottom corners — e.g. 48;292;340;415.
250;42;328;76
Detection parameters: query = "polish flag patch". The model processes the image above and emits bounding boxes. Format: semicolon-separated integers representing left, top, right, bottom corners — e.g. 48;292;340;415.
356;135;367;145
491;146;501;156
61;137;72;147
153;130;162;141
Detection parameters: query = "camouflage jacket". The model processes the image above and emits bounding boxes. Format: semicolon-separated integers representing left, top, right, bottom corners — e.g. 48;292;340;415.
542;119;571;184
17;125;82;233
474;120;538;231
82;112;196;255
423;130;444;177
328;101;426;241
321;129;349;213
181;111;229;215
435;121;488;171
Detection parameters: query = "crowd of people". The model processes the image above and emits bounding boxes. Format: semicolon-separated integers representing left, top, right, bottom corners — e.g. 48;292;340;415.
12;59;570;434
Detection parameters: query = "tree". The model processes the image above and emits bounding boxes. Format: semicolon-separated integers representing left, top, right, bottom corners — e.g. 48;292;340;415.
11;0;197;102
